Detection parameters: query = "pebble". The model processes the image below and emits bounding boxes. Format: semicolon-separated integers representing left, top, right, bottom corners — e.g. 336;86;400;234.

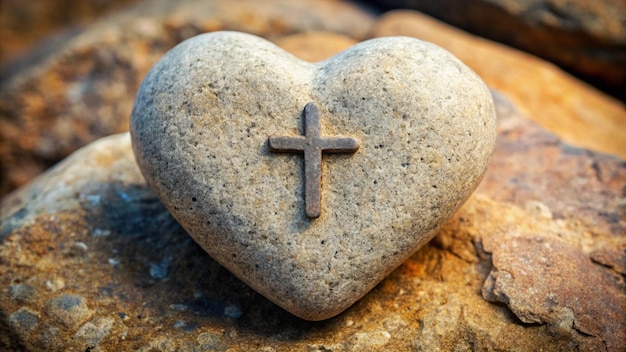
223;304;243;319
9;283;37;303
196;331;225;350
349;331;392;349
131;31;496;320
67;241;89;257
45;294;94;330
9;307;40;335
91;228;111;237
45;278;65;292
73;317;114;349
149;257;170;279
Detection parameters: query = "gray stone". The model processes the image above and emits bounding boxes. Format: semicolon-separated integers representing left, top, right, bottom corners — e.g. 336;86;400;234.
481;232;626;351
149;256;170;280
9;284;37;304
44;294;94;330
223;304;243;319
196;332;226;351
130;31;496;320
8;307;40;335
73;317;114;350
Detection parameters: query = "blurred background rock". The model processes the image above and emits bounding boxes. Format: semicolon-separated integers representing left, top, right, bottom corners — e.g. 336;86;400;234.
367;0;626;100
0;0;141;68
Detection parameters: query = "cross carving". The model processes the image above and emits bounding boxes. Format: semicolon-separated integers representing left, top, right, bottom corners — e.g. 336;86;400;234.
269;102;360;218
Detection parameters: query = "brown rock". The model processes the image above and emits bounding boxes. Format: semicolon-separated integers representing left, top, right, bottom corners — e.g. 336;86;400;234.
368;0;626;88
0;0;375;198
44;294;93;330
274;31;357;62
373;10;626;160
0;0;141;66
482;232;625;351
590;247;626;275
2;92;624;351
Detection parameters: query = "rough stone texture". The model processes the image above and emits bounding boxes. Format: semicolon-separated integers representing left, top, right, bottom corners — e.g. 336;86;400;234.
2;92;624;350
0;0;375;197
373;10;626;160
481;233;624;352
130;31;496;320
44;294;93;330
73;317;115;351
8;307;39;337
368;0;626;89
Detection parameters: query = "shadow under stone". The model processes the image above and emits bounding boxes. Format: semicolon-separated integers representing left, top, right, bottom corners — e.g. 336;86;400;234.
83;180;330;341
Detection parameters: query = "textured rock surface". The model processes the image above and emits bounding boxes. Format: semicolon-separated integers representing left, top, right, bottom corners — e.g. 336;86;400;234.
130;31;496;320
2;93;624;350
0;0;375;197
482;233;624;352
373;10;626;160
368;0;626;89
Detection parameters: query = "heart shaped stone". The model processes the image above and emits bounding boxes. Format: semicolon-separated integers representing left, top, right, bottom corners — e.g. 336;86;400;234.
130;31;496;320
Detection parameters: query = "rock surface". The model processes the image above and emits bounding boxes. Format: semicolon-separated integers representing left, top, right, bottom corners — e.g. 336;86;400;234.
0;0;375;197
2;92;624;350
373;10;626;160
0;0;140;66
130;31;496;320
274;32;357;62
367;0;626;89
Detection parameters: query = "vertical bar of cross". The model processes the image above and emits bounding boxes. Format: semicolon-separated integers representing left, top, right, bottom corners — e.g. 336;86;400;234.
268;102;360;218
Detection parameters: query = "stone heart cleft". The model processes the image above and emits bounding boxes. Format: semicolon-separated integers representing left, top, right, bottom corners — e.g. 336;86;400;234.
130;31;496;320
